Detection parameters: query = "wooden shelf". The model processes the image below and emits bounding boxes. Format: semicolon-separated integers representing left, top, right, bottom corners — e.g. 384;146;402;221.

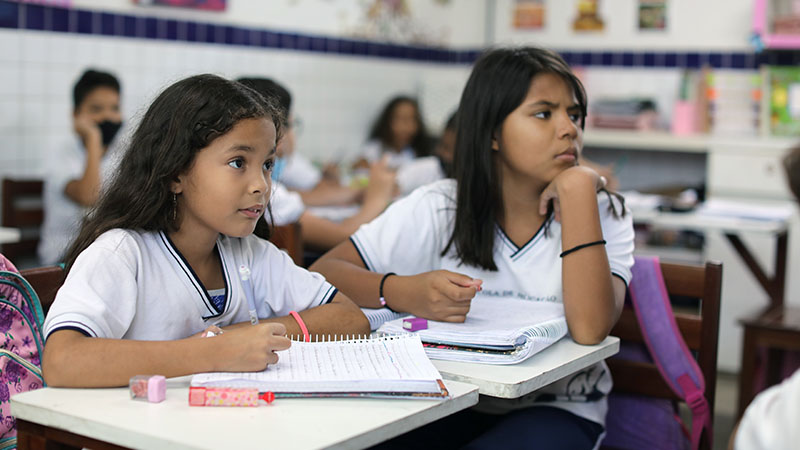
583;129;710;153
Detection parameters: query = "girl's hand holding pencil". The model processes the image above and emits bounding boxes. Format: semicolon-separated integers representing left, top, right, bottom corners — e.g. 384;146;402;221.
383;270;482;323
210;323;291;372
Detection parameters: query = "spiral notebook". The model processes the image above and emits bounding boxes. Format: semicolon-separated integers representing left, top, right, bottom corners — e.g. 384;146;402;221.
191;334;449;399
377;297;568;365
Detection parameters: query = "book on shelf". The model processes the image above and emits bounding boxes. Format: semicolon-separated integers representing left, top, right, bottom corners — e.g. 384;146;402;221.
191;334;449;399
377;297;568;365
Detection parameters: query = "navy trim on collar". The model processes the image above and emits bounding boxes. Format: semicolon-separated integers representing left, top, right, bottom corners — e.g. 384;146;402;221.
160;231;229;319
496;212;553;259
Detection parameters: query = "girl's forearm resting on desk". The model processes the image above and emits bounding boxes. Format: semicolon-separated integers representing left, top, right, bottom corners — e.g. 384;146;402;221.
41;294;368;388
310;242;478;322
556;176;624;345
42;324;289;388
261;292;370;338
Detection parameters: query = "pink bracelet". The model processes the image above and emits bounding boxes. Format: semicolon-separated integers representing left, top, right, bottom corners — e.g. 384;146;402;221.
289;311;310;342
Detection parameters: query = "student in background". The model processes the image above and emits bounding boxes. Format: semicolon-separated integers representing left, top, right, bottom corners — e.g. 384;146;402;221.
237;77;360;207
238;77;396;252
729;145;800;450
42;75;369;388
38;69;124;265
395;110;457;195
311;47;634;449
355;95;432;169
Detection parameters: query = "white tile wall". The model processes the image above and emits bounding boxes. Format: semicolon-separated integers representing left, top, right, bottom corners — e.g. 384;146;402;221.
0;28;471;191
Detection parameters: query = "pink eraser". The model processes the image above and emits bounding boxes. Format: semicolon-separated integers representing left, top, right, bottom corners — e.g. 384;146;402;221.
402;317;428;331
147;375;166;403
129;375;166;403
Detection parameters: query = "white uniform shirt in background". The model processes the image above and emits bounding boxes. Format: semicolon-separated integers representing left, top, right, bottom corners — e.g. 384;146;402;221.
281;152;322;192
350;179;635;426
44;229;337;340
735;368;800;450
38;136;122;265
395;156;445;195
270;181;306;226
360;140;416;169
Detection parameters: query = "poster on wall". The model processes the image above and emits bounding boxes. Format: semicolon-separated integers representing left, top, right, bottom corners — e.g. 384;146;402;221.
133;0;226;12
638;0;667;30
513;0;545;30
572;0;604;32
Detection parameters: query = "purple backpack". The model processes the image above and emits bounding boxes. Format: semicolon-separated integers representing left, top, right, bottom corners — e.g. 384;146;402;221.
0;254;46;448
602;256;712;450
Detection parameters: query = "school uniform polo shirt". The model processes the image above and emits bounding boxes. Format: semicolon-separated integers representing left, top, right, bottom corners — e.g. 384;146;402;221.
270;181;306;226
43;229;337;341
38;136;123;265
281;153;322;192
350;178;635;426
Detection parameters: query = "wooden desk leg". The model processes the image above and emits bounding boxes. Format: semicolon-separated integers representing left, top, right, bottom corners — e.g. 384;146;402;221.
766;347;785;387
737;327;757;419
724;231;787;308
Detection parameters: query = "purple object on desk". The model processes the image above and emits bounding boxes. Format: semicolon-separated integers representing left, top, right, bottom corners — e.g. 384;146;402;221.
402;317;428;331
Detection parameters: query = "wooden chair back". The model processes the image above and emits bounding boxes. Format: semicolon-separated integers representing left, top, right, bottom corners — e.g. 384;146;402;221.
607;260;722;450
269;223;304;267
19;265;65;316
1;179;45;263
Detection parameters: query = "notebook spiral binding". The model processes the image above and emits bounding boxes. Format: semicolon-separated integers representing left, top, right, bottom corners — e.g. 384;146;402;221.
288;333;407;343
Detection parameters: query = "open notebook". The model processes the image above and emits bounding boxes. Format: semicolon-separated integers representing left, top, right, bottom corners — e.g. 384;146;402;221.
377;297;568;364
191;334;449;399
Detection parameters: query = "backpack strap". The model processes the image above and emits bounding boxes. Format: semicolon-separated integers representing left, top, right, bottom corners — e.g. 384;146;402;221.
628;255;711;450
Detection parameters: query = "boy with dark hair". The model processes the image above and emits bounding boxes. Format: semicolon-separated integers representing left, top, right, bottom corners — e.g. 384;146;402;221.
38;69;124;265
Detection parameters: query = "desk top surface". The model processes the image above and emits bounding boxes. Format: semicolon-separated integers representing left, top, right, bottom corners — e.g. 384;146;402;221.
432;336;619;398
11;378;478;450
633;209;789;234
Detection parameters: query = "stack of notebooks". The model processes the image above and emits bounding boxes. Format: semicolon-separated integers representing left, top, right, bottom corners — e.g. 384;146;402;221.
375;297;568;364
191;334;449;399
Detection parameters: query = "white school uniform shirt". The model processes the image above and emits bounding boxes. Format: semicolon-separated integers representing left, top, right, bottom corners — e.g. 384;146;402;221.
395;156;445;195
360;140;416;169
281;152;322;192
43;229;337;341
350;179;635;426
270;181;306;226
38;136;122;265
735;368;800;450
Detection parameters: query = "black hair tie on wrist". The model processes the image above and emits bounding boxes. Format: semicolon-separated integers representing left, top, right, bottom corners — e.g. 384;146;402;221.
379;272;397;311
559;240;606;258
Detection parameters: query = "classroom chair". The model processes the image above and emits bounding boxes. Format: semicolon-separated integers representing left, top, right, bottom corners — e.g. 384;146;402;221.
736;298;800;418
19;265;65;316
1;179;44;264
269;222;304;267
605;260;722;450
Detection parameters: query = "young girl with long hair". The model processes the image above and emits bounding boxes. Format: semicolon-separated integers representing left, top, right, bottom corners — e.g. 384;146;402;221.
311;47;634;449
42;74;369;388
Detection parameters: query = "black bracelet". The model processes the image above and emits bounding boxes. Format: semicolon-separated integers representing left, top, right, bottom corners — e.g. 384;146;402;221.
379;272;397;310
559;240;606;258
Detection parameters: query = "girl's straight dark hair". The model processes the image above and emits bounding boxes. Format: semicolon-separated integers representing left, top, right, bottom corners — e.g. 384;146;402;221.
443;47;606;271
368;96;432;157
63;74;284;274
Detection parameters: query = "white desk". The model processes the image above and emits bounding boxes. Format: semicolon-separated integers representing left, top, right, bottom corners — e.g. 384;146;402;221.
633;207;789;307
11;377;478;450
432;336;619;398
0;227;21;244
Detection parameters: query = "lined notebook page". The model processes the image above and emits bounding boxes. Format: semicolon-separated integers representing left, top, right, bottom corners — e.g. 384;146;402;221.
191;334;443;393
